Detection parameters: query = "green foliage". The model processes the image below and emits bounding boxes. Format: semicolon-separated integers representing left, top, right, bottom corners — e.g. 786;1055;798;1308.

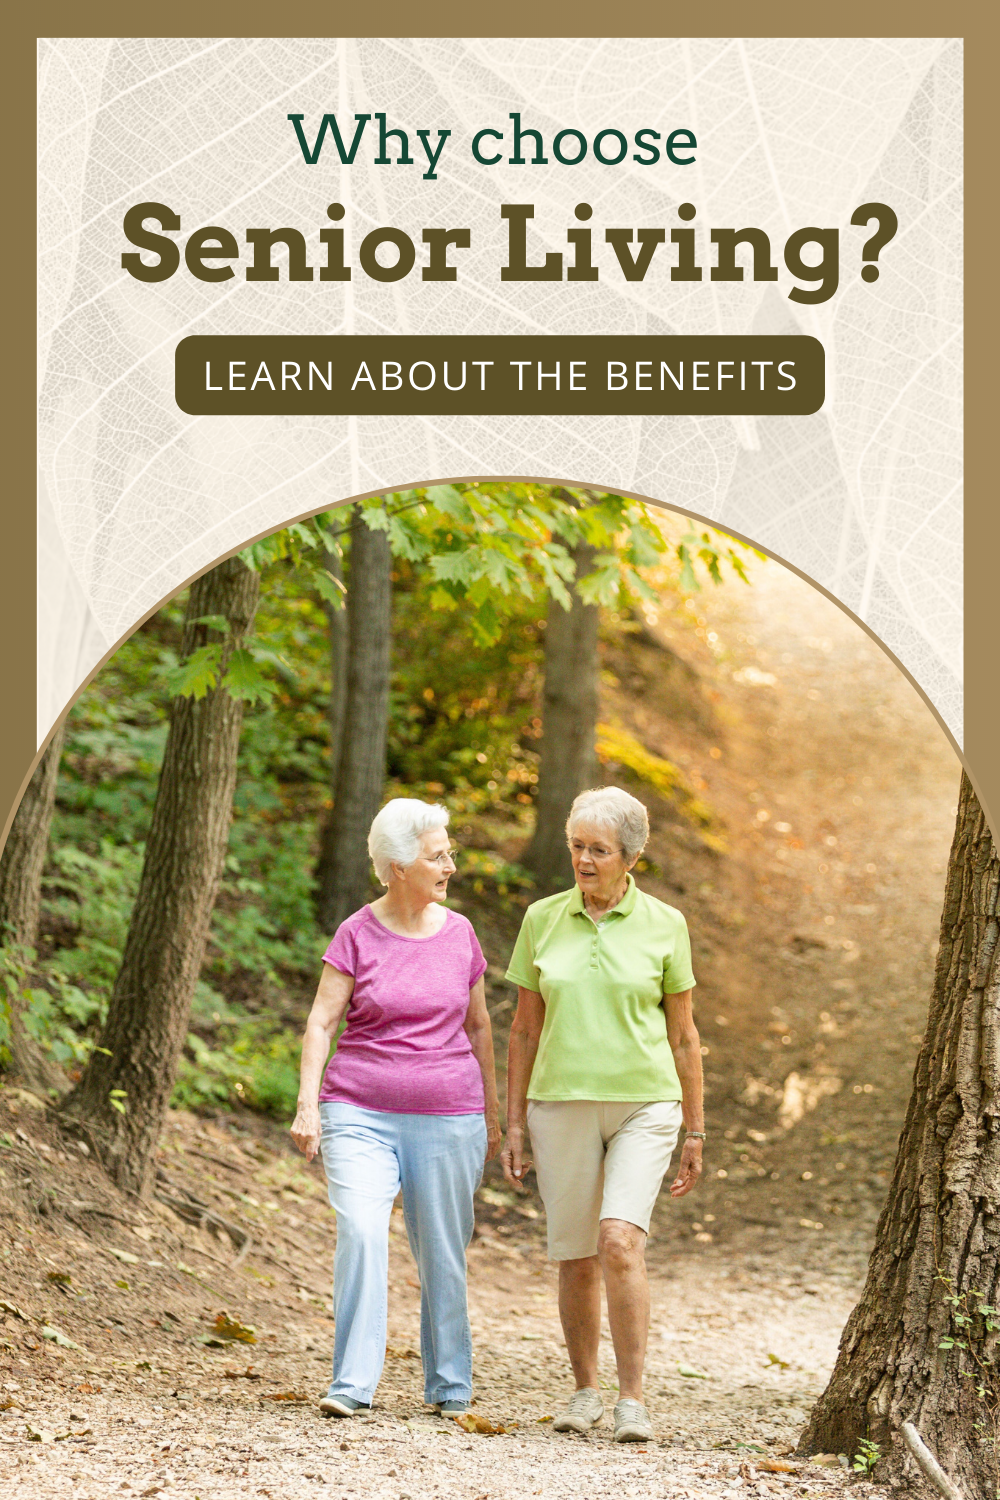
172;1018;303;1119
42;842;144;995
935;1269;1000;1457
221;648;278;705
852;1439;880;1474
164;644;224;700
676;523;757;591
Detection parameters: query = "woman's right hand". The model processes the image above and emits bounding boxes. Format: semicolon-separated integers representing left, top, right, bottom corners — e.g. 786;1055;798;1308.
289;1102;321;1162
501;1126;532;1190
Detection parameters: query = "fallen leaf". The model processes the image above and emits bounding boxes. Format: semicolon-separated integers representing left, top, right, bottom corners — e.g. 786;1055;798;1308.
536;1415;553;1423
115;1280;130;1291
810;1454;841;1467
766;1352;790;1369
677;1363;709;1379
26;1425;55;1444
107;1248;140;1265
760;1460;798;1473
259;1391;309;1403
135;1361;152;1371
0;1398;16;1411
46;1271;72;1286
772;1441;796;1456
385;1345;420;1359
41;1325;79;1349
738;1462;753;1480
205;1312;256;1345
0;1300;29;1320
521;1333;542;1341
77;1382;101;1394
452;1414;514;1435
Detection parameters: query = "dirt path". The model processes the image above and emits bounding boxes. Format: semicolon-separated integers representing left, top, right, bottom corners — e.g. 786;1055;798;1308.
0;1101;884;1500
1;555;963;1498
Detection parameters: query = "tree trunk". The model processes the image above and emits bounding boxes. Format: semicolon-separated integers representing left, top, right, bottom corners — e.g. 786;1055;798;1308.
522;539;600;892
0;722;67;1091
316;509;391;934
63;556;260;1197
802;772;999;1497
313;542;350;918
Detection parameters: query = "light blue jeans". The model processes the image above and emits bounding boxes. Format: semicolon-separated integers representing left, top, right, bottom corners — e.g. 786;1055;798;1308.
319;1101;486;1406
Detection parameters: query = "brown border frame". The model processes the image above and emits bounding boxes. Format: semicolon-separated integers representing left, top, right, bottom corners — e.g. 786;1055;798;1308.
8;8;995;844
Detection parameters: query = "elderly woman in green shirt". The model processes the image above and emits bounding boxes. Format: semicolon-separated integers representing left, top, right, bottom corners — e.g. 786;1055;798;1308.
501;786;704;1445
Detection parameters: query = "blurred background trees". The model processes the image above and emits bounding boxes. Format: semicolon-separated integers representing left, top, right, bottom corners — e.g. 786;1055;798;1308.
0;484;746;1187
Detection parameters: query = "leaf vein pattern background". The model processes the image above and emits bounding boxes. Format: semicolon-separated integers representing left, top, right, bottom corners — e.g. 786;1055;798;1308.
37;36;962;744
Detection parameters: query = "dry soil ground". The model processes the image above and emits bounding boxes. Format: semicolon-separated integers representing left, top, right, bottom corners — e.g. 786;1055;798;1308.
0;555;963;1498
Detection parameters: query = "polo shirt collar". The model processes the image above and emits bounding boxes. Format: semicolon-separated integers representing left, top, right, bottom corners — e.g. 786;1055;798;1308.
569;873;638;918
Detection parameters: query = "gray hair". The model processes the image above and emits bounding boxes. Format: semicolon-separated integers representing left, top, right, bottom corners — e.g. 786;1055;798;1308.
566;786;649;863
368;798;450;885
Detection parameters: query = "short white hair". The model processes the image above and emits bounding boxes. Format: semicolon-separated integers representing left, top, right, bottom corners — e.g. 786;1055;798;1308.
566;786;649;863
368;798;450;884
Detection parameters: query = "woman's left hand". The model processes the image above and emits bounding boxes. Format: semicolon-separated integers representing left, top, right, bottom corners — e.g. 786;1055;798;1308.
669;1137;703;1197
485;1117;503;1162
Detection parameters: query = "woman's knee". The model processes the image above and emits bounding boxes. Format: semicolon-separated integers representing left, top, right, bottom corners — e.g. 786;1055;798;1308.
333;1211;389;1258
597;1218;645;1273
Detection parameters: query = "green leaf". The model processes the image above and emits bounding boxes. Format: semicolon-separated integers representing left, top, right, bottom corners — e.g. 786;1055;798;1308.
221;649;276;705
165;645;223;700
423;485;467;518
187;614;230;634
358;502;390;532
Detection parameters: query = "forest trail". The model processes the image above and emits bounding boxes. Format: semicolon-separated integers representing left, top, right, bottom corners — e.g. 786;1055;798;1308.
1;554;963;1498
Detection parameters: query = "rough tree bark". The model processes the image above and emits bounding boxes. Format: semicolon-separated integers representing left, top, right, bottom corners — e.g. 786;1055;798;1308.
313;543;350;918
802;772;999;1497
63;557;260;1197
0;722;67;1091
522;538;600;892
316;509;391;934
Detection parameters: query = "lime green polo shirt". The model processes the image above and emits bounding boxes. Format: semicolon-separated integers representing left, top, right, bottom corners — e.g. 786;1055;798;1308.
505;876;696;1102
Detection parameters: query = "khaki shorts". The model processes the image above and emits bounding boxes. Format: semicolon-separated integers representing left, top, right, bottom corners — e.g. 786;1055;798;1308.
527;1099;684;1260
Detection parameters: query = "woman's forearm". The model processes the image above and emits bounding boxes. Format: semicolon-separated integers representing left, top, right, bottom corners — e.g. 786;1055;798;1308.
671;1039;705;1131
506;1027;540;1130
297;1017;337;1107
467;1019;501;1122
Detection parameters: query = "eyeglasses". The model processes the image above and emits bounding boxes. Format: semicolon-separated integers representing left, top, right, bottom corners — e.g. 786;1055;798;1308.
424;848;459;867
569;839;623;860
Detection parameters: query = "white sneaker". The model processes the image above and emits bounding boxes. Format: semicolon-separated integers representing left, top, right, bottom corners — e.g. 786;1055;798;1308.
552;1387;604;1433
613;1399;653;1443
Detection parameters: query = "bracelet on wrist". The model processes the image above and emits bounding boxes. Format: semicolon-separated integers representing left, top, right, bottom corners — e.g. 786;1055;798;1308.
685;1130;707;1140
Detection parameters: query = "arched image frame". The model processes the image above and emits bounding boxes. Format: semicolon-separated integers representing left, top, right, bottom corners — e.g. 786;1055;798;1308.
5;474;984;846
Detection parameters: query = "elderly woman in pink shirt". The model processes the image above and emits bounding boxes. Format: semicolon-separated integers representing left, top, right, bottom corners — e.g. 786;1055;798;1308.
290;799;501;1419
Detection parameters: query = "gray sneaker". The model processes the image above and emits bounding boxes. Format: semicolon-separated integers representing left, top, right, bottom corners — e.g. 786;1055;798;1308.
613;1399;653;1443
552;1387;604;1434
319;1394;371;1417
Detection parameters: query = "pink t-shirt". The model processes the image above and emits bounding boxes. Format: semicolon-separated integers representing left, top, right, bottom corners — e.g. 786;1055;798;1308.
318;905;488;1115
